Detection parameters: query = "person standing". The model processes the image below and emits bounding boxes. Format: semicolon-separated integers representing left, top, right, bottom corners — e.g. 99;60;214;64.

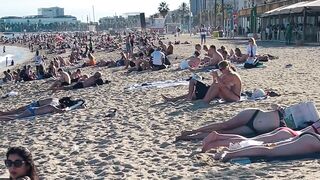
3;46;6;53
265;26;270;40
33;50;44;77
200;24;207;45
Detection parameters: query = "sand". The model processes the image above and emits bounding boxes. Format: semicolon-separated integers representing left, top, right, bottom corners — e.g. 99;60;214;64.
1;34;320;179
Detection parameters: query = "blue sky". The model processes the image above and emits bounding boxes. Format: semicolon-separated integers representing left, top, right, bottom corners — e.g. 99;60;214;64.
1;0;188;22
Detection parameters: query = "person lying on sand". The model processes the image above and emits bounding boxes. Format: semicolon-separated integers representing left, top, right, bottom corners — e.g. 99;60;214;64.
0;97;83;121
179;51;201;70
63;71;106;91
211;122;320;162
97;52;128;68
162;61;241;104
175;102;320;141
70;69;87;83
202;120;320;152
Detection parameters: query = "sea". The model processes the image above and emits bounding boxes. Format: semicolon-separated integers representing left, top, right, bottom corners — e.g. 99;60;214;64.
0;46;33;71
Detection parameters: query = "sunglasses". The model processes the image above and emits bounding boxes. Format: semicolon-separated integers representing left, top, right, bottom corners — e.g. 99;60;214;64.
4;160;26;168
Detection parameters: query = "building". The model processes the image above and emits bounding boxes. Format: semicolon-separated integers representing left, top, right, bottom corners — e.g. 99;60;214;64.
38;7;64;18
1;15;77;25
190;0;203;16
237;0;312;35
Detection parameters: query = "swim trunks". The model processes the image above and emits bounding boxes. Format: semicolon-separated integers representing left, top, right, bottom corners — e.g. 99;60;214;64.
195;81;210;100
73;82;84;89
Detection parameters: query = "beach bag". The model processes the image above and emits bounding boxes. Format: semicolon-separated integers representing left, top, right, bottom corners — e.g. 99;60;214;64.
284;102;320;129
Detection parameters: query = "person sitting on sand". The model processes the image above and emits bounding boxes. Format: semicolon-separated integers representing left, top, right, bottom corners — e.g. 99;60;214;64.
166;41;174;55
132;52;150;71
211;122;320;162
217;46;229;60
229;48;247;63
202;120;320;152
70;69;87;83
49;68;71;92
202;45;224;67
47;60;57;78
0;97;83;121
150;47;166;70
163;60;241;104
4;146;39;180
82;53;96;67
203;45;209;55
244;38;263;68
179;51;201;70
159;40;167;53
3;70;13;83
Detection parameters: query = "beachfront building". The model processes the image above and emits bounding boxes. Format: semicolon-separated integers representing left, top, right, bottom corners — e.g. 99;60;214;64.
261;0;320;43
38;7;64;18
98;13;142;31
0;6;80;32
99;16;127;30
237;0;313;36
1;15;77;25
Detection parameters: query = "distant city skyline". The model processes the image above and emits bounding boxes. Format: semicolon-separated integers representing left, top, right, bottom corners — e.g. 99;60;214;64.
0;0;188;22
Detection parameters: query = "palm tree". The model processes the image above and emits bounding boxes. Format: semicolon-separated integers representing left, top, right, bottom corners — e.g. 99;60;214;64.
158;1;170;18
178;2;190;25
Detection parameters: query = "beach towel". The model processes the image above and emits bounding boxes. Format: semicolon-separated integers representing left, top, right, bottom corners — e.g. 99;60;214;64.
227;153;320;165
64;99;85;111
235;63;266;69
124;79;189;91
211;94;268;104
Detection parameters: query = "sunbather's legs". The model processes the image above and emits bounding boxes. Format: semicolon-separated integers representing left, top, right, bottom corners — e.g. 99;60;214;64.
202;84;219;103
218;86;240;102
202;131;247;152
220;133;320;161
183;109;260;135
162;79;197;102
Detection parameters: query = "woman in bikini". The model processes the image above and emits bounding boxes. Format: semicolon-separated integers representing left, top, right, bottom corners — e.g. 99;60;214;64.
176;104;287;141
212;121;320;162
202;120;320;152
0;97;80;121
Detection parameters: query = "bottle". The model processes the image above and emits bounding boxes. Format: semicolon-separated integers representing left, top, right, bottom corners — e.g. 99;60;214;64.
229;157;251;165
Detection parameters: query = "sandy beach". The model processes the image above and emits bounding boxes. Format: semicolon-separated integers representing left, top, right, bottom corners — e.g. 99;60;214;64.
1;34;320;179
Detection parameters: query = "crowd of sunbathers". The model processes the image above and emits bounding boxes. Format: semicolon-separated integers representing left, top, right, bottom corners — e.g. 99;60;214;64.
1;30;320;168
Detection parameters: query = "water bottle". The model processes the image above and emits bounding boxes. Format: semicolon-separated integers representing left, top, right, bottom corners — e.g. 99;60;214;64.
229;157;251;165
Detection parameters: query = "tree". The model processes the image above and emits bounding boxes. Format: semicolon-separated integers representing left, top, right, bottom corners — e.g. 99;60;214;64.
178;2;190;25
158;1;170;18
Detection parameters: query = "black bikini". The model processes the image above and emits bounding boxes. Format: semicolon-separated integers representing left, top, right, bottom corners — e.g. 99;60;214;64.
246;110;286;135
